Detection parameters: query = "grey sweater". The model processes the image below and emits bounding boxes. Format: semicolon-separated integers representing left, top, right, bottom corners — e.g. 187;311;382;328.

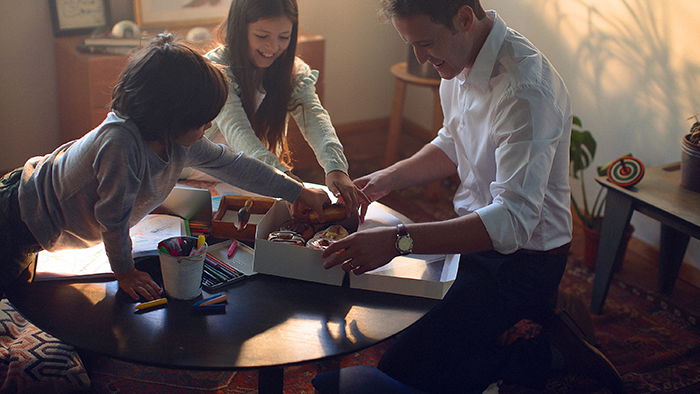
19;113;302;273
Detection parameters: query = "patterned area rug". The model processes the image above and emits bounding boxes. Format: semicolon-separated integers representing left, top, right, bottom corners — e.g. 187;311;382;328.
81;182;700;393
82;257;700;393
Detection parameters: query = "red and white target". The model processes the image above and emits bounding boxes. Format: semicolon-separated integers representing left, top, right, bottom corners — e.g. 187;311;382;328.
606;156;645;187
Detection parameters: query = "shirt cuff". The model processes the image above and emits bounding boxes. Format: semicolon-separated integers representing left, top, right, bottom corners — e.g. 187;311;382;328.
430;137;458;164
475;203;519;254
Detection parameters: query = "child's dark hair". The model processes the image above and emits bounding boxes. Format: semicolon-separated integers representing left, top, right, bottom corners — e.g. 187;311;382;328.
111;33;228;141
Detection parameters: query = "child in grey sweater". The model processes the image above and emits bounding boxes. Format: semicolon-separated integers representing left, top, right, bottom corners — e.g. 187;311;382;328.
0;34;329;301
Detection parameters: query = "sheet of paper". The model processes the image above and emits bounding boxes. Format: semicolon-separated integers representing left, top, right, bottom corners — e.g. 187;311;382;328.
35;244;112;281
35;214;186;281
130;214;186;257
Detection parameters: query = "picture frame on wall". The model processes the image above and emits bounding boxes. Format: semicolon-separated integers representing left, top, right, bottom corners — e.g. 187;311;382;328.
133;0;232;28
49;0;110;37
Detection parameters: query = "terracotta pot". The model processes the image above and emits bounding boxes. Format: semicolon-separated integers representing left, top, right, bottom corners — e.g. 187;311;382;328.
680;135;700;193
582;223;634;272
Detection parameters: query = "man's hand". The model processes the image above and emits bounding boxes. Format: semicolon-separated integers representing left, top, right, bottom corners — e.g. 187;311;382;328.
321;226;397;275
115;268;163;301
353;169;395;220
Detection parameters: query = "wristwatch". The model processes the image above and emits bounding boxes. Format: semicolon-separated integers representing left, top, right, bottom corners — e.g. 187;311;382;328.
395;223;413;255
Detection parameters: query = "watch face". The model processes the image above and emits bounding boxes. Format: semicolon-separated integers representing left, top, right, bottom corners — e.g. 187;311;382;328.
397;236;413;253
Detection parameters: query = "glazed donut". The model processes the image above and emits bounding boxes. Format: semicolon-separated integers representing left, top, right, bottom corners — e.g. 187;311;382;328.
306;225;349;250
279;219;315;241
267;230;306;246
294;203;348;224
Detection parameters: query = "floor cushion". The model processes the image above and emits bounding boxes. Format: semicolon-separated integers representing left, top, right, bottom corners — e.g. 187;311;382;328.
0;299;90;392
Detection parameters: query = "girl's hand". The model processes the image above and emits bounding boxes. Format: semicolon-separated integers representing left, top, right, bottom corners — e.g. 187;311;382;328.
115;268;163;301
294;187;331;222
326;170;370;219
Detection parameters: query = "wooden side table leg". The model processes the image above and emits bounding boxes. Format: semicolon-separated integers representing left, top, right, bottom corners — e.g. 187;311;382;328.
658;224;689;294
590;189;634;314
426;86;444;201
384;78;407;167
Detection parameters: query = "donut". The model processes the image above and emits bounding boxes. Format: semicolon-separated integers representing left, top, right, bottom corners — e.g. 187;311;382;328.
293;203;348;224
279;219;315;241
306;225;349;250
267;230;306;246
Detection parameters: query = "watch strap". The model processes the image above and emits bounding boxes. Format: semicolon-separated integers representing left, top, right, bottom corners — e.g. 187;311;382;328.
397;223;408;236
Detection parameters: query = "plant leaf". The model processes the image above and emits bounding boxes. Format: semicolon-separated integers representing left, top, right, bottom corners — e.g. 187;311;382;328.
570;128;596;177
572;116;582;128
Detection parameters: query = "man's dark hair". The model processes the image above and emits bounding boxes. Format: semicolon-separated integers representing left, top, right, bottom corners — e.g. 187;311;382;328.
379;0;486;30
111;33;228;141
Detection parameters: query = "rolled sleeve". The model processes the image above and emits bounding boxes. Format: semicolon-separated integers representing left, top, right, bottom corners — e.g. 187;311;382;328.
210;83;290;173
289;60;349;174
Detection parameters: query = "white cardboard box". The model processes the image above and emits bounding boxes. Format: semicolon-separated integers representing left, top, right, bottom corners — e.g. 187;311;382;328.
253;200;458;298
254;200;345;286
349;253;459;299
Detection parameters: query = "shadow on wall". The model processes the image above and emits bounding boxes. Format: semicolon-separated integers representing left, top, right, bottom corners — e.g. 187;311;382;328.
569;0;699;159
498;0;699;166
494;0;700;266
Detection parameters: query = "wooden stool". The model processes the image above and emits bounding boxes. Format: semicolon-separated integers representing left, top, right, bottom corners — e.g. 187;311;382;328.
384;62;444;200
384;62;443;167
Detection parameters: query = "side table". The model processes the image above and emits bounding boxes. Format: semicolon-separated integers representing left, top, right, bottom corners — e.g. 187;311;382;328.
590;162;700;314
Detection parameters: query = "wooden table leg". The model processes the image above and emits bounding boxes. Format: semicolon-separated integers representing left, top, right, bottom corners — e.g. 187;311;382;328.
590;189;634;314
384;78;407;167
658;224;689;294
258;366;284;394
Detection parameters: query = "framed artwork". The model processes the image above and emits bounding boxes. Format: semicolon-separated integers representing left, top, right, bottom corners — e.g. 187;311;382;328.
133;0;232;28
49;0;110;37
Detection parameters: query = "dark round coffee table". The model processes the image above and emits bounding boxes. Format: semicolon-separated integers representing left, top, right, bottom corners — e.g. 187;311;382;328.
7;258;437;393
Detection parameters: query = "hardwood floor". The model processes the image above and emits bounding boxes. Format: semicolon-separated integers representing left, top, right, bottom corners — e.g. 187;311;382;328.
295;122;700;318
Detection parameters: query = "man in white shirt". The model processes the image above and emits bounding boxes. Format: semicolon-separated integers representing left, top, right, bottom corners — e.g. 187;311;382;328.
319;1;623;393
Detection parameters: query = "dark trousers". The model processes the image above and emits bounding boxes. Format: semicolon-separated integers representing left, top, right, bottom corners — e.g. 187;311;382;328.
0;168;41;292
378;250;567;393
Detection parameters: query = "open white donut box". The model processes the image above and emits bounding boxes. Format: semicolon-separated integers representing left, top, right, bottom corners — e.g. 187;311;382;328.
253;199;459;299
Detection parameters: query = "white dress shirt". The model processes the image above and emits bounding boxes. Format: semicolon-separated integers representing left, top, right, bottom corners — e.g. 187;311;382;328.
431;11;572;254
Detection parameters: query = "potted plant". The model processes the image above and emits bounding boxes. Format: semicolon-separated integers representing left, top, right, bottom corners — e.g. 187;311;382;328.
569;116;633;271
680;116;700;192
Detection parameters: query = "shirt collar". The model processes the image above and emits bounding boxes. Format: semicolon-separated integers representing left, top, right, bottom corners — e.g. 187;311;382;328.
459;10;507;90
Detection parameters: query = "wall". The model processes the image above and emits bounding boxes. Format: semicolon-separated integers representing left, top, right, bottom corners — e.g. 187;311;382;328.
0;1;59;170
297;0;405;124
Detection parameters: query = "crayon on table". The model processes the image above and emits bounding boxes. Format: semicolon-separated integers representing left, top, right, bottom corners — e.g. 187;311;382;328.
201;294;228;307
134;297;168;311
193;293;227;307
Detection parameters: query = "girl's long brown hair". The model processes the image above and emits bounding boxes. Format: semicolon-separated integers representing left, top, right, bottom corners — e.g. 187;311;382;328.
219;0;299;167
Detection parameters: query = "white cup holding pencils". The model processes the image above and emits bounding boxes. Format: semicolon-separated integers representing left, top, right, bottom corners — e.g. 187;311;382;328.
158;235;207;300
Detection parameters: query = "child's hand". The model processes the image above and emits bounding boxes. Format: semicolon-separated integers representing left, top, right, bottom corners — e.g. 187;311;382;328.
114;268;163;301
294;187;331;222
